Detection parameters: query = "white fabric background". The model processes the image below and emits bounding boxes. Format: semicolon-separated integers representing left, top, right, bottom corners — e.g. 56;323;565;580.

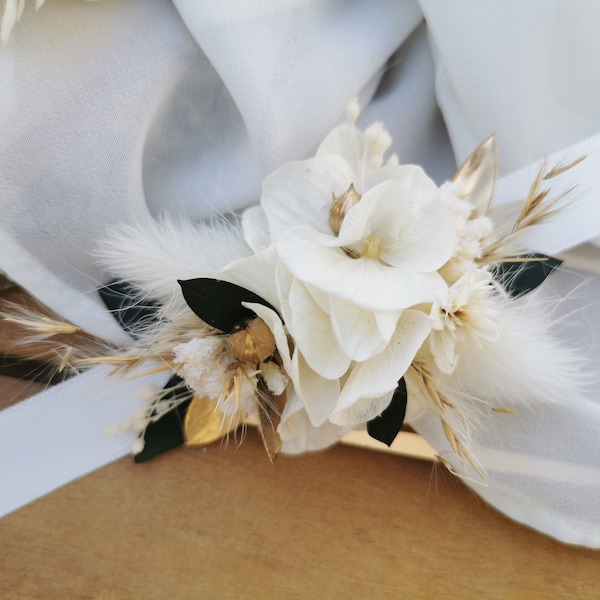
1;0;600;546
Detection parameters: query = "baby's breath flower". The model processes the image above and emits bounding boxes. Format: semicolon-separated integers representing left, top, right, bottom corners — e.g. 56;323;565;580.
430;268;500;373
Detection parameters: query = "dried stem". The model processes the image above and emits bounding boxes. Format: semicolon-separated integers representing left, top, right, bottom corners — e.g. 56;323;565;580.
480;157;583;263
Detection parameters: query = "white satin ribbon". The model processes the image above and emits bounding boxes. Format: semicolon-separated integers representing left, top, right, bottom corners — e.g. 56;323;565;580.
0;365;170;518
0;229;129;342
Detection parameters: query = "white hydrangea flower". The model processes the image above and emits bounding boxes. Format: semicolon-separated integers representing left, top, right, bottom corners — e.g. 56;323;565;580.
244;120;456;381
235;117;458;433
429;268;501;374
246;277;431;432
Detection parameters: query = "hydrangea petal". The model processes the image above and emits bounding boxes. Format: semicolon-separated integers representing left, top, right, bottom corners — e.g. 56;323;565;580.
375;311;402;340
365;166;457;270
331;309;431;424
278;228;448;310
279;392;351;454
316;122;390;189
326;294;399;362
291;350;340;427
223;245;280;310
365;164;439;201
332;392;394;428
262;155;355;239
333;181;407;249
285;278;352;379
241;205;270;253
302;283;395;361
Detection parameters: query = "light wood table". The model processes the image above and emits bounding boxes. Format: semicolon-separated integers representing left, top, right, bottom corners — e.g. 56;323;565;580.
0;376;598;599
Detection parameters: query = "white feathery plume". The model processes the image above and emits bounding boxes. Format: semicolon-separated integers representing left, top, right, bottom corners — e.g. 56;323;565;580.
437;287;590;415
97;217;252;309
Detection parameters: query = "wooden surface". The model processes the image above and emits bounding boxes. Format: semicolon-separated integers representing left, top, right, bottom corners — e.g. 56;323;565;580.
1;379;599;599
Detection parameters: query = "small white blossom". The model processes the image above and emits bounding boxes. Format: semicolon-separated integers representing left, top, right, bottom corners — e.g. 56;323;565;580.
260;360;288;396
173;336;231;401
439;182;494;282
173;335;264;420
430;268;501;374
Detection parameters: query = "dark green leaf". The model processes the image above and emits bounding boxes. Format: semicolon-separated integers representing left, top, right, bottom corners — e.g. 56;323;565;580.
492;253;562;297
366;378;407;447
178;278;278;333
134;375;191;463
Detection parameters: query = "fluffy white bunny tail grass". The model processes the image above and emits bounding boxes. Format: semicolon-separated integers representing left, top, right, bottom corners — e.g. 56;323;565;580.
439;290;591;417
97;216;252;308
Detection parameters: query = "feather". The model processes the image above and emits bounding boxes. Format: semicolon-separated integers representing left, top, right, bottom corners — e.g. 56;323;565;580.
97;217;252;312
437;286;591;416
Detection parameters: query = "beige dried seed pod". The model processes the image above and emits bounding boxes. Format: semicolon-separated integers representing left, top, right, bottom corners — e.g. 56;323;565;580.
230;317;276;364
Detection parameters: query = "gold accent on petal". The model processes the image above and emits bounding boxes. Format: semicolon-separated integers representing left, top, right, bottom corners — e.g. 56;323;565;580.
452;135;498;216
230;317;276;364
329;183;362;235
184;396;240;447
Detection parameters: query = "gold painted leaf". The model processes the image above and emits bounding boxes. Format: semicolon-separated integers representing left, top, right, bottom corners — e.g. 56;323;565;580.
452;135;497;216
184;396;241;447
329;183;362;235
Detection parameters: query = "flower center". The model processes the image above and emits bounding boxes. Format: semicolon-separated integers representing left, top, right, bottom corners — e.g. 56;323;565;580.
362;235;381;259
329;182;383;261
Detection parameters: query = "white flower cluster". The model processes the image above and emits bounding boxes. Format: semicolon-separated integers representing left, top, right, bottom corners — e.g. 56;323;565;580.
214;107;500;452
173;335;258;421
173;334;288;421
